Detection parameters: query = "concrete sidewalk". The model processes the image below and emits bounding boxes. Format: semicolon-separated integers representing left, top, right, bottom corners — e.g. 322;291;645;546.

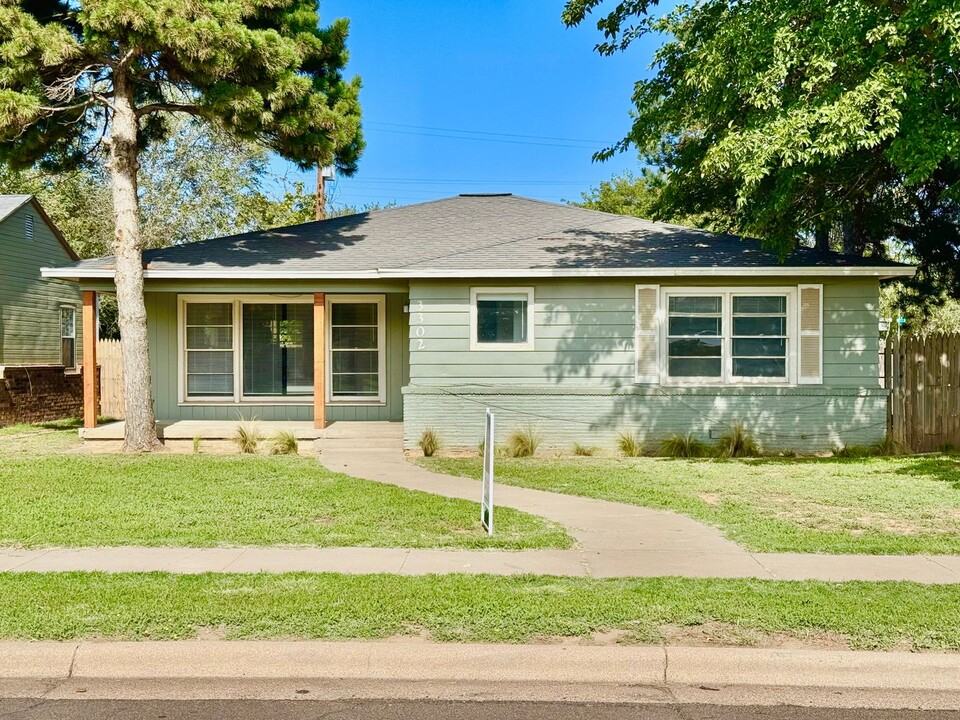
3;545;960;582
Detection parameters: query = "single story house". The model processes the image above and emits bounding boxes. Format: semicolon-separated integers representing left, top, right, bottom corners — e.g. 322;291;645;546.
44;194;913;451
0;194;88;426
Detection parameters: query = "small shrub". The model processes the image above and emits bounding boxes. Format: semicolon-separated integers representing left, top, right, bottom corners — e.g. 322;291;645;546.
833;444;872;459
715;423;759;458
192;435;202;454
232;421;262;454
659;433;711;458
419;428;441;457
505;425;542;458
572;442;596;457
477;439;485;457
268;430;299;455
871;435;909;456
617;431;645;458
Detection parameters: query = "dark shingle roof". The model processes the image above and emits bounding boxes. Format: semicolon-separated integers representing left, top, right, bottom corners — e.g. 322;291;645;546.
53;194;912;277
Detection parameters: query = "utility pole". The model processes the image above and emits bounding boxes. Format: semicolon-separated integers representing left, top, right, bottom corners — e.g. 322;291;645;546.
316;165;335;221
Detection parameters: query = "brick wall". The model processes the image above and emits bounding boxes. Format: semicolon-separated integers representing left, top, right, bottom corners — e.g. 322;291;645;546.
0;365;97;426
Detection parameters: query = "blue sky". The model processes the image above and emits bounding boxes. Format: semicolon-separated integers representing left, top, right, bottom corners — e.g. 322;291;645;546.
275;0;661;210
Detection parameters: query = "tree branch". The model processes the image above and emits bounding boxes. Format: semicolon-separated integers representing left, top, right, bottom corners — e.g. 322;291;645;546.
136;102;203;118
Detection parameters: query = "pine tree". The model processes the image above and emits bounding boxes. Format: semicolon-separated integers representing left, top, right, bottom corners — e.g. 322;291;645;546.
0;1;363;450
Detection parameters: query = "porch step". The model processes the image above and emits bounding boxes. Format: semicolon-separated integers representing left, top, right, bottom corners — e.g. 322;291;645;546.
316;421;403;453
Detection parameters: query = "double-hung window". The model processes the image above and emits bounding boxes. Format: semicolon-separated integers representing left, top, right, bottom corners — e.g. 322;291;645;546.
60;306;76;370
662;289;795;384
328;296;385;403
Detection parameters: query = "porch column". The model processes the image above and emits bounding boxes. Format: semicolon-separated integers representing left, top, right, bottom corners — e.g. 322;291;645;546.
313;292;326;429
81;290;98;428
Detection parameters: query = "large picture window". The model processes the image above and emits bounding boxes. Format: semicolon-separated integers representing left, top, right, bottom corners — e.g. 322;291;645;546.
242;303;314;396
662;289;794;384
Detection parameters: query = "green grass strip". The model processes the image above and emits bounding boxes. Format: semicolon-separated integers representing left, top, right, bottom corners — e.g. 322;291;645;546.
2;573;958;650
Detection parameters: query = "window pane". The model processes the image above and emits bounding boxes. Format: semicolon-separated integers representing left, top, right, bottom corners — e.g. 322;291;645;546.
733;338;787;357
187;350;233;374
733;358;786;377
61;338;75;368
477;298;527;343
242;303;314;397
332;326;378;349
188;373;234;395
733;296;786;314
332;350;379;373
186;303;232;326
187;326;232;350
668;357;722;377
333;373;379;395
669;296;721;314
668;337;722;357
61;308;75;338
668;316;722;336
733;316;786;336
332;303;377;326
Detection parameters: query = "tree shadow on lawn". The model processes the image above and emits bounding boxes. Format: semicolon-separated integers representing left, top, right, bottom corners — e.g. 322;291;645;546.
898;456;960;490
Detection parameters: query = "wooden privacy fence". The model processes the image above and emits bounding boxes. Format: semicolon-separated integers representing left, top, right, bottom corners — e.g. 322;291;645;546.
96;339;124;419
885;334;960;452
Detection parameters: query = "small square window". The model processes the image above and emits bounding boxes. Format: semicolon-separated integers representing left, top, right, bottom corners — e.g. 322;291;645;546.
471;288;534;350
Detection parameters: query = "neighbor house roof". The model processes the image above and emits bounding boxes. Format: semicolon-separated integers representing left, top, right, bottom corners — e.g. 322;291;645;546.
1;194;79;261
42;194;913;280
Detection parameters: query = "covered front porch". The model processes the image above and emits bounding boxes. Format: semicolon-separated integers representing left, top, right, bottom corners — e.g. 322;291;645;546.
78;288;409;433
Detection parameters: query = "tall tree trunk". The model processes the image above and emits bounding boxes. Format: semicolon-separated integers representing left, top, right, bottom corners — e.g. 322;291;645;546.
108;68;163;452
814;224;830;252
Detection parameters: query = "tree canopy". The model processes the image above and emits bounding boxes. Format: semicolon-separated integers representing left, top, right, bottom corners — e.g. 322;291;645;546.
0;1;363;450
564;0;960;296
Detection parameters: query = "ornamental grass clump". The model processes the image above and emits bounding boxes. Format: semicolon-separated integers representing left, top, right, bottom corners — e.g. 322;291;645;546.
572;442;597;456
419;428;441;457
268;430;299;455
659;433;711;458
232;421;262;454
505;426;542;458
617;431;645;458
715;422;759;458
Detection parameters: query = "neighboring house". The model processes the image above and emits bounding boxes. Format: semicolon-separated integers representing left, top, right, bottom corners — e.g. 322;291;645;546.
0;195;86;425
44;194;913;450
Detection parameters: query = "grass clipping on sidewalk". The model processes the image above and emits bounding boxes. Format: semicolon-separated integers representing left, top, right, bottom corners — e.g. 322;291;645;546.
2;573;959;651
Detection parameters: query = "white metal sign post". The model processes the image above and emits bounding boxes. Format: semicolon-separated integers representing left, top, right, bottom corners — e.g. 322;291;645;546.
481;408;494;535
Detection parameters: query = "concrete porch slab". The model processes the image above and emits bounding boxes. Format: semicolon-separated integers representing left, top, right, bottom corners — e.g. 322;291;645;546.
80;420;323;441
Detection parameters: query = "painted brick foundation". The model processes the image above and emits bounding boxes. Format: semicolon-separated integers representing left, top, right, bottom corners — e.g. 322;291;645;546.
0;365;96;426
402;385;890;453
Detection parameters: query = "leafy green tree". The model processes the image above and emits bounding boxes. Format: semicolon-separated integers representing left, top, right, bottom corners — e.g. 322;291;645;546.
564;0;960;294
0;1;363;450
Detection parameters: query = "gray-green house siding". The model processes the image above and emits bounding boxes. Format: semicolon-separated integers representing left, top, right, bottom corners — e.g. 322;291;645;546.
402;277;887;452
0;203;82;365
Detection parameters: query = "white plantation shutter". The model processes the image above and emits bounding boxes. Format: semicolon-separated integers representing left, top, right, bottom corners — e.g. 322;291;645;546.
635;285;661;384
797;284;823;384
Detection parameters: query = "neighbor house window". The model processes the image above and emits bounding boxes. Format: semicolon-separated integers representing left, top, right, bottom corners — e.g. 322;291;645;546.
470;287;535;350
328;296;384;402
184;302;235;398
60;306;76;370
662;289;794;384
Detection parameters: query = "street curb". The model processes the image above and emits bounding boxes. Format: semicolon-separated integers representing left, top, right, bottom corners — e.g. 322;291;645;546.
1;641;957;691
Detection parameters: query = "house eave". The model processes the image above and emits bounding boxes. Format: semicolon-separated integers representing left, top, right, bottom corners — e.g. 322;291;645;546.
41;265;917;282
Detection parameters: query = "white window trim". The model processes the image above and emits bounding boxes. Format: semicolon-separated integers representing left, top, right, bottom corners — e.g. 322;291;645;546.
326;294;387;406
177;294;314;406
60;304;77;370
469;286;536;351
659;286;798;387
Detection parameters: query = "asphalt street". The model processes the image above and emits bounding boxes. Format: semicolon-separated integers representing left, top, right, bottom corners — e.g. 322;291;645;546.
0;699;957;719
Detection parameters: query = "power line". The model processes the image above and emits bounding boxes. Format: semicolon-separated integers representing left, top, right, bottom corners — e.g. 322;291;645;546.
365;127;608;150
345;177;597;186
365;120;617;146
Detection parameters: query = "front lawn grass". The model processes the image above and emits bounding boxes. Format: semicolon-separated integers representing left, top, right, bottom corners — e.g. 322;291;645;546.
420;456;960;555
0;431;571;550
1;572;958;650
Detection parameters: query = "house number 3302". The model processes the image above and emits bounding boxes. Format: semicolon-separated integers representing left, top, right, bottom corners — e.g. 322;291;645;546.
411;300;425;350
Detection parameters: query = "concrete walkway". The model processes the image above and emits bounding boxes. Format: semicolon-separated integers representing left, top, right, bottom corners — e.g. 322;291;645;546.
3;426;959;582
